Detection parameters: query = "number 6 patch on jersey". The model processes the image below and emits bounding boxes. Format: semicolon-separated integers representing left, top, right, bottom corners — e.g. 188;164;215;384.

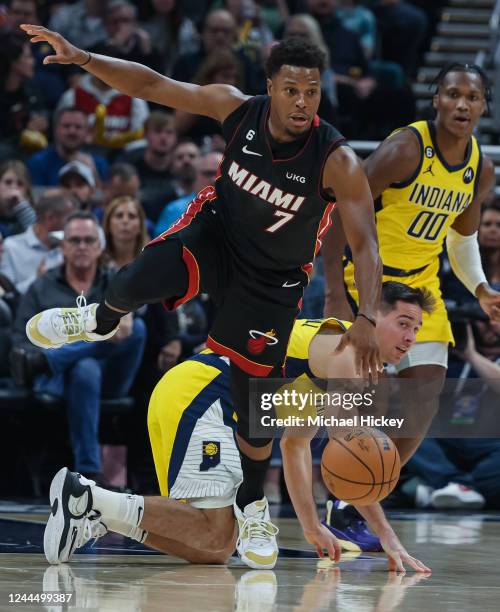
200;441;221;471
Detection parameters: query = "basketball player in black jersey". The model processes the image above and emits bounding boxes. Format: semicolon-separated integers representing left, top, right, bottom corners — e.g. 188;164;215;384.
22;24;382;568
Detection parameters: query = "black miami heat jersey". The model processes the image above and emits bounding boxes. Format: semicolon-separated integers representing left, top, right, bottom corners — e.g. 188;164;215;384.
216;95;346;275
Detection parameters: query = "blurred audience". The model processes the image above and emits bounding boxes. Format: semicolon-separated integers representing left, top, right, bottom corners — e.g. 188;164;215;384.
102;195;149;270
0;29;48;159
0;159;36;238
175;50;244;146
155;150;222;236
120;112;178;221
137;0;198;75
11;211;146;482
0;188;76;293
56;69;149;150
48;0;108;50
89;0;160;71
0;231;19;329
171;8;265;95
58;160;97;211
27;107;108;186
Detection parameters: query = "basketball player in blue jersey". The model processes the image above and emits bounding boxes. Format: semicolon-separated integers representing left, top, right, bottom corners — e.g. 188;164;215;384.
43;282;431;573
21;25;382;568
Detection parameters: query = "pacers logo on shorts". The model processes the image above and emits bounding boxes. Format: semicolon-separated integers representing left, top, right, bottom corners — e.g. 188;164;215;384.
200;441;221;471
246;329;278;355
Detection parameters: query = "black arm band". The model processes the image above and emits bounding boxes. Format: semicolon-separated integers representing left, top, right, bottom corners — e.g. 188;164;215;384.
78;51;92;67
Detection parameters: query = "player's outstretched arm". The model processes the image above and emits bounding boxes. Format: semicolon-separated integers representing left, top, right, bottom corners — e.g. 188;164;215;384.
353;502;431;573
448;156;500;321
280;435;341;562
323;146;382;380
20;24;248;122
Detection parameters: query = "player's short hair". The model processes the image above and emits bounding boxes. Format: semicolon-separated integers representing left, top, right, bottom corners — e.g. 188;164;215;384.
265;37;326;79
380;281;435;315
431;63;492;109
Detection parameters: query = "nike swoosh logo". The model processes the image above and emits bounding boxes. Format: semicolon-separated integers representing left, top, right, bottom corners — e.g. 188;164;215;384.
242;145;262;156
282;281;301;288
137;506;143;526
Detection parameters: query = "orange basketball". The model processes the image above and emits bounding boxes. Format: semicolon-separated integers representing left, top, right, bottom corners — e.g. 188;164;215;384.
321;428;400;505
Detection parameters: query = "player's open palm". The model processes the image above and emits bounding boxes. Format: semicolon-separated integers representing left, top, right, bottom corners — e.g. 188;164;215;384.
379;530;431;574
19;24;84;65
304;524;341;562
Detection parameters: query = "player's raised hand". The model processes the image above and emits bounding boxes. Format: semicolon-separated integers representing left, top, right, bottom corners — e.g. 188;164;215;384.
334;315;383;382
476;284;500;322
379;530;431;574
304;524;341;562
20;24;87;66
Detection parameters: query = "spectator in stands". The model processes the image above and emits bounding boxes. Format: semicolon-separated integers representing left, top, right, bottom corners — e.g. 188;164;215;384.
101;162;140;211
27;107;108;186
56;65;150;150
335;0;405;89
306;0;414;138
0;30;48;159
155;150;222;236
167;140;201;200
0;188;76;293
223;0;274;49
90;1;160;71
11;211;146;482
102;196;149;270
175;50;244;146
48;0;108;50
58;160;97;212
100;192;181;436
0;231;19;329
137;0;198;75
405;325;500;510
0;160;36;238
120;112;178;222
365;0;428;77
171;8;265;95
5;0;67;109
479;200;500;289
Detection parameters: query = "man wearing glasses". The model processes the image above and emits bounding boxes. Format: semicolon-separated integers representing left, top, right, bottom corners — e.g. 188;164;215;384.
11;211;146;485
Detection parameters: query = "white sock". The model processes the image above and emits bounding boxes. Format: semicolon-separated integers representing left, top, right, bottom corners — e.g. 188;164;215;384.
104;517;148;543
91;487;144;527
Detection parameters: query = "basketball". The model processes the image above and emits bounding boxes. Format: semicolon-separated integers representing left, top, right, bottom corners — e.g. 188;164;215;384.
321;428;401;505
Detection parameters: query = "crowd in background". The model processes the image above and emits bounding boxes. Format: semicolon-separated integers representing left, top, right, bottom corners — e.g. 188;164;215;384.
1;0;499;509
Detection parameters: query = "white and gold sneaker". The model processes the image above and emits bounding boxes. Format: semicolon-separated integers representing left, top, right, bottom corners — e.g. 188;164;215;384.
26;296;117;349
234;497;279;570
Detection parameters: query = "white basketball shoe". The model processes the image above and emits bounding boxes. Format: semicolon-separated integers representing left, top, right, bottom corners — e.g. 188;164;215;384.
44;467;107;564
26;295;118;349
234;497;279;569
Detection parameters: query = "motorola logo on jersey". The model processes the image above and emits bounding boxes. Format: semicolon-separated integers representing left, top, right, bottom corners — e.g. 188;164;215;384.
228;161;305;212
247;329;279;355
463;167;474;184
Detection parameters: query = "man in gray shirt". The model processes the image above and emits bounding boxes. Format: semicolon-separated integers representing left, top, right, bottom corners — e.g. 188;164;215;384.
0;189;76;293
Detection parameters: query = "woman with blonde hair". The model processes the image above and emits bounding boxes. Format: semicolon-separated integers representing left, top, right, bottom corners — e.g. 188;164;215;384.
0;159;36;237
102;195;149;270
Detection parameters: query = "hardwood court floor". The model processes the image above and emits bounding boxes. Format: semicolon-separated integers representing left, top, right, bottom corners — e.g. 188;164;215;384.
0;506;499;611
